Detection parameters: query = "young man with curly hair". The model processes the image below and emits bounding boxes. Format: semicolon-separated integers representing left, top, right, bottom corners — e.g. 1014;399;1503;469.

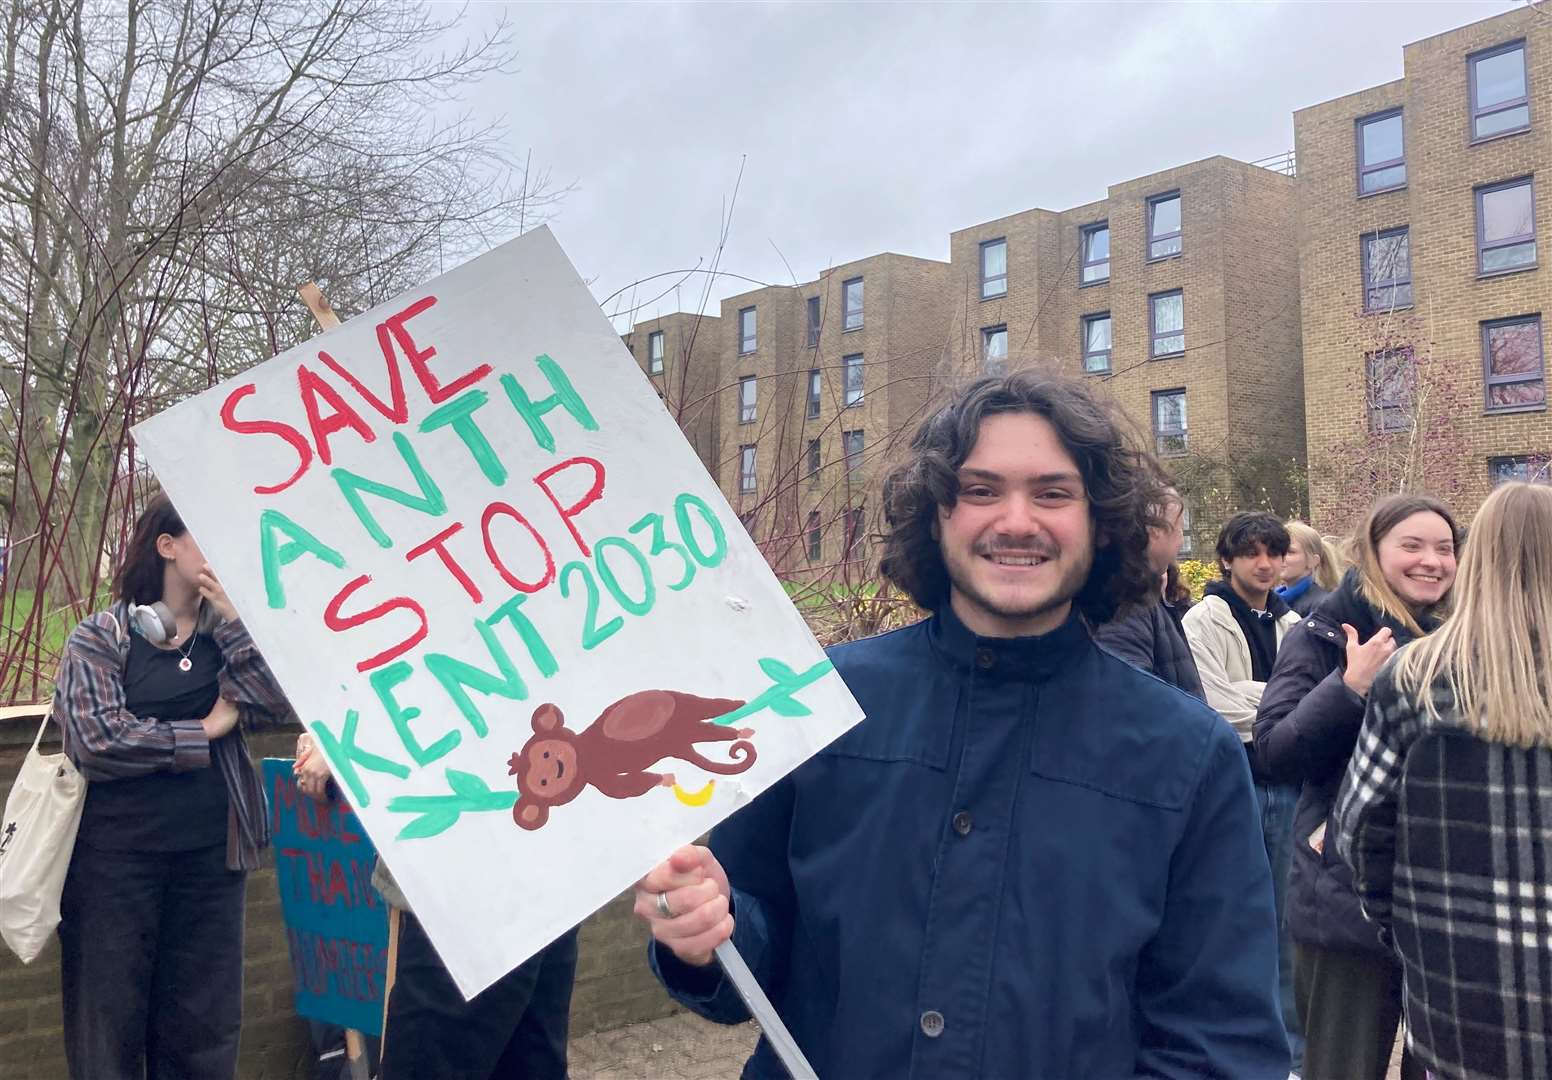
635;372;1288;1078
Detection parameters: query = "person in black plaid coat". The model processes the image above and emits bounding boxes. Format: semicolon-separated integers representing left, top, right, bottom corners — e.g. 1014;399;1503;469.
1336;482;1552;1080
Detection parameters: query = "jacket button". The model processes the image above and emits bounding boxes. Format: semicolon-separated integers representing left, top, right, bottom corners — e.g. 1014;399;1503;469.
952;811;973;837
975;648;995;670
920;1010;945;1038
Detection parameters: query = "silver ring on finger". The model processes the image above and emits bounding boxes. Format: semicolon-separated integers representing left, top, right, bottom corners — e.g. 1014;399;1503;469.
656;891;676;919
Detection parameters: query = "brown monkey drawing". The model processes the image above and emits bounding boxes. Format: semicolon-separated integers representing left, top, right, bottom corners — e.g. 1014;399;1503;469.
508;690;756;830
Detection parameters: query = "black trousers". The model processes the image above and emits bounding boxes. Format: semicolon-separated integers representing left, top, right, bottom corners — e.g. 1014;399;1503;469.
58;840;246;1080
381;911;580;1080
1295;941;1426;1080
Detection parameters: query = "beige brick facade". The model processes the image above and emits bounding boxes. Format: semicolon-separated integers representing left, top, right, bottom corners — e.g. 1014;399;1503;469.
1296;6;1552;529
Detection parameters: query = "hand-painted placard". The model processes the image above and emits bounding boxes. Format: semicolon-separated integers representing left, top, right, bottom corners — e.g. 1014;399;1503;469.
263;758;388;1034
132;227;865;998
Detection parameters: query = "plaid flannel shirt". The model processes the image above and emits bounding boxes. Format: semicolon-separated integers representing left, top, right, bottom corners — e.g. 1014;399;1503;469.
1335;656;1552;1080
54;601;298;870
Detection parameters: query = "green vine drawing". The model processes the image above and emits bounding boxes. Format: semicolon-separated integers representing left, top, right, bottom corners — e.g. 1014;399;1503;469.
384;657;835;840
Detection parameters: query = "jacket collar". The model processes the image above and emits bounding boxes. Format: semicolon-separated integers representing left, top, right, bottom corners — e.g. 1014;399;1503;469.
927;599;1092;681
1275;575;1314;605
1308;568;1439;645
1204;579;1290;622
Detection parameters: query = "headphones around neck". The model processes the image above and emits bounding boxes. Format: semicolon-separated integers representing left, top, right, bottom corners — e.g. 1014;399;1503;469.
128;599;219;645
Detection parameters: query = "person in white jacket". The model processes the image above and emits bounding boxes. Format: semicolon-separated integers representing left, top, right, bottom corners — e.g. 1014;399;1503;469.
1182;510;1304;1071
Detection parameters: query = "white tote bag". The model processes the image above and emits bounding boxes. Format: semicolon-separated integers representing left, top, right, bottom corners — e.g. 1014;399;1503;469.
0;703;87;963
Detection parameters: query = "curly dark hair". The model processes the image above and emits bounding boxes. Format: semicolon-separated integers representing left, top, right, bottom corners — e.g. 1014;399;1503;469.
1214;512;1290;578
878;371;1170;627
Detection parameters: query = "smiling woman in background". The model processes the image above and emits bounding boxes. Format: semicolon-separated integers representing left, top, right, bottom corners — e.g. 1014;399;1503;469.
1254;495;1461;1080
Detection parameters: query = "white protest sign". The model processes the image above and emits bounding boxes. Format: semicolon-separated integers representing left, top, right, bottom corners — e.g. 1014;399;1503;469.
132;227;865;998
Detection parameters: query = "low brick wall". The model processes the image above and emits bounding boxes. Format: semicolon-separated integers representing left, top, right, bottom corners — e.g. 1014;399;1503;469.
0;722;679;1079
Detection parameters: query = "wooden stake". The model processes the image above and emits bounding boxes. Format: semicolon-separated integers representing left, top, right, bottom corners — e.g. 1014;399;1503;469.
298;281;342;329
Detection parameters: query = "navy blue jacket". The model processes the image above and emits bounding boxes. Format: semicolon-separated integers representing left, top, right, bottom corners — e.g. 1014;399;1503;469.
652;607;1288;1078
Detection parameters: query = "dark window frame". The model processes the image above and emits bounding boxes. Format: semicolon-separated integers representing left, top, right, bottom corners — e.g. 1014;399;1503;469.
842;277;864;332
1082;313;1112;374
1356;108;1406;196
1151;389;1188;457
1366;347;1415;432
1481;314;1547;415
807;437;822;486
806;510;823;561
647;330;665;374
738;444;757;493
842;353;864;407
806;296;822;347
980;238;1008;298
1150;289;1185;358
738;375;757;424
844;506;865;559
1362;227;1414;313
1489;454;1551;486
738;306;757;354
1475;176;1537;277
981;324;1008;375
1147;193;1182;261
1469;39;1530;143
842;429;864;476
806;368;821;419
1080;222;1110;285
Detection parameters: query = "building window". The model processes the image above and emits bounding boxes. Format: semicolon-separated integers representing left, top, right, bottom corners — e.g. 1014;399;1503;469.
807;438;821;485
982;325;1008;375
842;353;864;407
1147;193;1182;260
1362;228;1413;312
843;277;864;332
844;506;864;559
843;429;864;476
1357;109;1405;195
1082;314;1112;374
1482;315;1546;413
1152;390;1187;456
1490;454;1550;486
739;445;757;493
738;306;756;354
1470;41;1529;142
807;296;821;347
1178;503;1194;555
1366;348;1415;432
807;369;821;419
648;331;664;374
739;376;757;424
1476;177;1536;275
1150;290;1184;358
1081;222;1110;284
980;238;1007;298
807;511;823;561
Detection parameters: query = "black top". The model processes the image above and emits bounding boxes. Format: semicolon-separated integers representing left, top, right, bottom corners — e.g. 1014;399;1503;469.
1204;580;1289;682
78;630;229;851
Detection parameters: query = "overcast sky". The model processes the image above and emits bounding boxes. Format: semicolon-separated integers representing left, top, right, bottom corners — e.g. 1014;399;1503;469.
464;1;1521;330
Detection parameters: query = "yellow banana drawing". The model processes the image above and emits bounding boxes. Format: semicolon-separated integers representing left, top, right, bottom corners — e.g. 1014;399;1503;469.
672;780;716;807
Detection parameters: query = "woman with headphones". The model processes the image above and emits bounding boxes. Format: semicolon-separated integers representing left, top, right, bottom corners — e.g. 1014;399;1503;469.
53;492;295;1079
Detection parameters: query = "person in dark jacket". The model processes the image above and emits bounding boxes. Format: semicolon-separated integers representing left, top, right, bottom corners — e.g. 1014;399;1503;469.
1254;494;1461;1080
1094;486;1206;699
635;371;1289;1079
1335;482;1552;1080
1276;520;1341;617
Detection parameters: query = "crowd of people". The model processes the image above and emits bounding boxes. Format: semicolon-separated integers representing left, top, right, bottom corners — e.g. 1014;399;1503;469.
37;368;1552;1079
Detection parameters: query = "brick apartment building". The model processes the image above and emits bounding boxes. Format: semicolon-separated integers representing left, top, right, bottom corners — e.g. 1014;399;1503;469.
622;311;724;481
944;156;1304;551
1296;5;1552;525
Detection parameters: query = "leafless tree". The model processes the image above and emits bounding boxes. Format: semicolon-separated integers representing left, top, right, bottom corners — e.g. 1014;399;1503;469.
0;0;566;701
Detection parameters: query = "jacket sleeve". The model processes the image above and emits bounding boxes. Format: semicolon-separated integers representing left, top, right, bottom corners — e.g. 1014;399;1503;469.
1132;724;1290;1079
213;618;298;732
1253;624;1367;784
1181;602;1263;738
649;774;797;1024
55;614;210;779
1093;607;1159;675
1333;662;1412;945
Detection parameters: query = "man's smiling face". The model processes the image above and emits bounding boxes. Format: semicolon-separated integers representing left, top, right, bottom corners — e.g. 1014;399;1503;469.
936;412;1094;638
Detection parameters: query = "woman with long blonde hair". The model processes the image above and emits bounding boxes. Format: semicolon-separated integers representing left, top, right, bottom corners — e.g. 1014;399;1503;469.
1277;520;1342;616
1254;494;1461;1080
1335;482;1552;1080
